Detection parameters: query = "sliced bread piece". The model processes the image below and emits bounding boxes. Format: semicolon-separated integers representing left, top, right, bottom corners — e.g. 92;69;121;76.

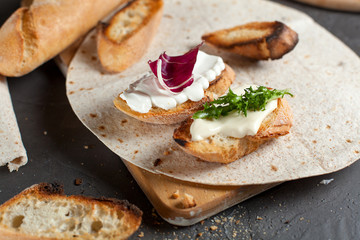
202;21;299;60
114;64;235;124
97;0;164;73
173;97;293;163
0;183;142;240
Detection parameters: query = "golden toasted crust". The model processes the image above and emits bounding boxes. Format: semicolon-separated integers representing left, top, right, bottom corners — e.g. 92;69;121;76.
0;0;129;77
173;98;293;163
97;0;164;73
0;183;142;240
114;64;235;124
202;21;299;60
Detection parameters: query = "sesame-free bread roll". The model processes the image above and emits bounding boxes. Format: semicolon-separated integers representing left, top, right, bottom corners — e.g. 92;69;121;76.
0;0;129;77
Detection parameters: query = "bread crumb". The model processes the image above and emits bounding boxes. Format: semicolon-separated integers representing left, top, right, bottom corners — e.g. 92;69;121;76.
83;145;89;149
320;179;334;185
215;219;221;223
257;216;263;220
197;232;203;237
182;193;196;208
138;232;144;237
200;220;205;225
74;178;83;186
299;217;304;221
210;226;218;231
171;190;180;199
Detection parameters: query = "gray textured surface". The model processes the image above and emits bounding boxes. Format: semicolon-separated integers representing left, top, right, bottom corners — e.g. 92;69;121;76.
1;0;360;239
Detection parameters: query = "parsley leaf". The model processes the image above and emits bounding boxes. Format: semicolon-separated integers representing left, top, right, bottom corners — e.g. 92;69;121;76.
193;86;293;120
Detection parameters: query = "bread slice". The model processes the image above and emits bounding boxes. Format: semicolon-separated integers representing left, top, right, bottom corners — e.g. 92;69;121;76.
0;0;129;77
0;183;142;240
173;97;293;163
202;21;299;60
97;0;164;73
114;64;235;124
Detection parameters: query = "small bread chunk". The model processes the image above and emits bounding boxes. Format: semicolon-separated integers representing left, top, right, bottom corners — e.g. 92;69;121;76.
0;183;142;240
173;98;293;163
97;0;164;73
182;193;196;209
202;21;299;60
114;64;235;124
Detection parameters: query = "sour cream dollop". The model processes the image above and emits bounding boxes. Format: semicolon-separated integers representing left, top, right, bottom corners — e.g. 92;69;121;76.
120;51;225;113
190;85;278;141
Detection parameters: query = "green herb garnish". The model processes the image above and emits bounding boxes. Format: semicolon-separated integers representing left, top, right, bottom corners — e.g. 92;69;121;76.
193;86;293;120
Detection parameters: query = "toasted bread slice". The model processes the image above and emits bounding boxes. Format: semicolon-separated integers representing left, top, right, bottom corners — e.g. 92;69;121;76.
202;21;299;60
0;183;142;240
97;0;163;73
173;98;293;163
114;64;235;124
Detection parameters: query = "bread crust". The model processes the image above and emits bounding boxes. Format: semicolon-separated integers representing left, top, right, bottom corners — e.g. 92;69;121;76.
0;183;142;240
97;0;164;73
0;0;129;77
202;21;299;60
114;64;235;124
173;98;293;163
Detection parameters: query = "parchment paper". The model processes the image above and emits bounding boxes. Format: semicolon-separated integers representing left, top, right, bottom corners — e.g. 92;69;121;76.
66;0;360;185
0;75;27;171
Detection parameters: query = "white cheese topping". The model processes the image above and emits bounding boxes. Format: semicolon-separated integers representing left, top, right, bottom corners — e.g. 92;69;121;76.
120;51;225;113
190;85;278;141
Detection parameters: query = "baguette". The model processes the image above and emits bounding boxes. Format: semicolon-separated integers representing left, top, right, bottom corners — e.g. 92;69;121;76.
0;183;142;240
202;21;299;60
97;0;164;73
173;97;293;163
0;0;129;77
114;64;235;124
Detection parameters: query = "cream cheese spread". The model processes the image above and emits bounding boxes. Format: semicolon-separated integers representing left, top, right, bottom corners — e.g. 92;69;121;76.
190;85;278;141
120;51;225;113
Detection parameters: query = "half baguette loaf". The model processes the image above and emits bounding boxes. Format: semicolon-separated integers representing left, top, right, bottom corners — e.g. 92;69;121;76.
97;0;164;73
114;64;235;124
0;183;142;240
202;21;299;60
0;0;129;77
173;97;293;163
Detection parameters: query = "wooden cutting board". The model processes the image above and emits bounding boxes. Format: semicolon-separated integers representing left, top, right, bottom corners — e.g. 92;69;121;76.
56;44;280;226
293;0;360;11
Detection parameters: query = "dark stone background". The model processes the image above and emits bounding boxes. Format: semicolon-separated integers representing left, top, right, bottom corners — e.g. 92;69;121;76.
1;0;359;239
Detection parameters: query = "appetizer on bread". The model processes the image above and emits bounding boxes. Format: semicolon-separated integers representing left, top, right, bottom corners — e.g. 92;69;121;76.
97;0;164;73
173;86;293;163
0;183;142;240
114;44;235;124
202;21;299;60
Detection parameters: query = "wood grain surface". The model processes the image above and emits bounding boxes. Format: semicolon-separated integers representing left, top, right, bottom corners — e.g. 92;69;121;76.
293;0;360;11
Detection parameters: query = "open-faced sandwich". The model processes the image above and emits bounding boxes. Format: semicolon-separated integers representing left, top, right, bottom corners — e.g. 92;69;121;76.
173;85;293;163
114;44;235;124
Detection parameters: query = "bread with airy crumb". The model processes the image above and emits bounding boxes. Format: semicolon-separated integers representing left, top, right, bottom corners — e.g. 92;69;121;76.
173;98;293;163
202;21;298;60
97;0;164;73
0;183;142;240
114;64;235;124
